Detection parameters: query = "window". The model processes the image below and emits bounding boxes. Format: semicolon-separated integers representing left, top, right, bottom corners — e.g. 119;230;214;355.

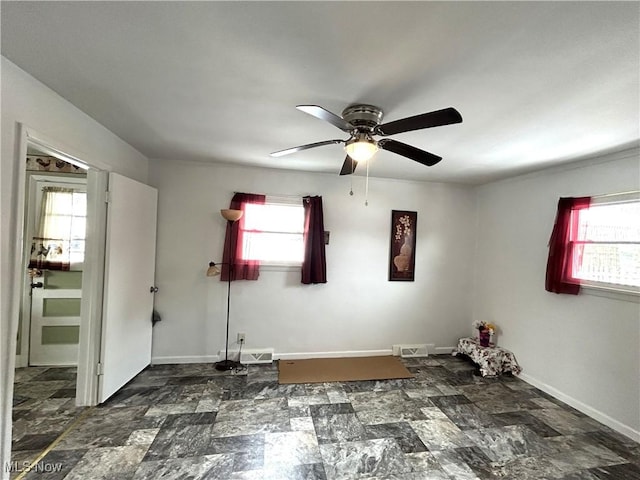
569;194;640;292
29;186;87;271
240;200;305;265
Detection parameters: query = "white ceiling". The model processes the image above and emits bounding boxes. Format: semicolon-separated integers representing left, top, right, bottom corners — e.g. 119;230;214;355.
2;1;638;184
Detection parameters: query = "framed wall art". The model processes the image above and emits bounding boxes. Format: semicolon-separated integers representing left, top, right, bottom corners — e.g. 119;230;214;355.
389;210;417;281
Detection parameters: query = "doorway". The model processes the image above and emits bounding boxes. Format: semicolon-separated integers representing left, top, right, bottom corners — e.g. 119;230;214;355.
11;144;96;471
11;128;108;410
9;125;158;473
18;166;87;368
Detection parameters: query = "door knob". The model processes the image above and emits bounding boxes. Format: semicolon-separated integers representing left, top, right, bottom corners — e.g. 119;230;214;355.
150;286;158;293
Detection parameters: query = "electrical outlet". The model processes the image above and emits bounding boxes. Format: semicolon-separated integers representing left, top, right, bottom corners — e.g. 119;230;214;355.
237;333;246;343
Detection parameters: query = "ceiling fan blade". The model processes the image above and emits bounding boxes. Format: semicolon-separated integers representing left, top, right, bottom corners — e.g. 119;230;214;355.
375;107;462;136
378;139;442;167
270;139;344;157
339;156;358;176
296;105;353;132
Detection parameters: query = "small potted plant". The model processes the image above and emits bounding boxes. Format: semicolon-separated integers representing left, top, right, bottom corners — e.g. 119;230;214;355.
472;320;496;347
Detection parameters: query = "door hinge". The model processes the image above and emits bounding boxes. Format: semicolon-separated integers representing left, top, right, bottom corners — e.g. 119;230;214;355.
105;190;111;203
96;362;104;376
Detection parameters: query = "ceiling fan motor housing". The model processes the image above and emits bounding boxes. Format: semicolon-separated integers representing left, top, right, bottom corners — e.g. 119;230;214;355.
342;104;384;130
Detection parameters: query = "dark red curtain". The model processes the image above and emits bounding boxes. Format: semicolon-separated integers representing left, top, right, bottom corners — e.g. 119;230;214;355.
221;192;266;281
545;196;591;294
302;196;327;284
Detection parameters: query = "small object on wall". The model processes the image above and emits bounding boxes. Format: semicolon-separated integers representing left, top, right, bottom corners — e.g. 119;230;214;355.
389;210;417;281
26;155;85;174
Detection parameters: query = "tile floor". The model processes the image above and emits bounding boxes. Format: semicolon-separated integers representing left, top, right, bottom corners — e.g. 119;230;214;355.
10;356;640;479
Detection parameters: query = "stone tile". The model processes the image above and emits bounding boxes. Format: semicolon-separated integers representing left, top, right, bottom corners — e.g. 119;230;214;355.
22;449;88;480
319;438;412;479
431;450;484;479
125;429;160;446
31;368;77;382
55;406;152;450
132;454;234;479
489;455;566;479
409;418;476;451
290;417;315;432
264;430;322;468
491;410;562;437
364;422;427;453
547;443;627;473
313;413;367;444
433;446;493;478
429;394;473;408
309;402;354;417
287;394;331;407
210;415;290;437
12;357;640;480
161;412;216;429
530;408;605;435
440;403;498;430
144;402;198;417
589;462;640;479
144;424;215;460
463;424;554;462
63;445;148;480
106;386;183;407
11;432;59;452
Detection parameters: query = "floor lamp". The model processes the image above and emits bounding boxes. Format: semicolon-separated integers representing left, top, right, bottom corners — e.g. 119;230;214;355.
207;208;243;371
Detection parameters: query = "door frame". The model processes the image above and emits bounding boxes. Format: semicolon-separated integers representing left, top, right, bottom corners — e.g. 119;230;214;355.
11;124;110;406
19;175;87;367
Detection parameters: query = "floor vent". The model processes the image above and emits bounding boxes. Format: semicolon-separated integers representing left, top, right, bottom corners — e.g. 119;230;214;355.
240;348;274;364
398;344;429;358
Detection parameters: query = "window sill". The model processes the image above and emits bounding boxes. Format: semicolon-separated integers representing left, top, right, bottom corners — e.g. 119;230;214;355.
260;264;301;273
581;284;640;303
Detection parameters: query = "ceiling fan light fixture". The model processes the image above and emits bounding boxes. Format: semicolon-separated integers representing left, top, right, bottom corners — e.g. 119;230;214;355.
344;136;378;162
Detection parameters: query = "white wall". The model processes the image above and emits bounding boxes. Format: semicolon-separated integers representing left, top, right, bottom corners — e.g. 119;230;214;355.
148;159;476;362
473;148;640;440
0;57;149;478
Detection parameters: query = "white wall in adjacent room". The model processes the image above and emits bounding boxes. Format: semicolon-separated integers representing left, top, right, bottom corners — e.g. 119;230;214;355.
473;148;640;440
148;159;476;362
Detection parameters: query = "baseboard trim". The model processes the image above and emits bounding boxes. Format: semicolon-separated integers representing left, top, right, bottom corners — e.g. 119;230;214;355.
434;346;456;355
519;372;640;442
152;347;457;365
275;349;392;360
151;354;220;365
14;354;27;369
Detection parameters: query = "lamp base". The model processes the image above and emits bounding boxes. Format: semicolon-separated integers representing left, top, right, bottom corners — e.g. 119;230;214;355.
214;359;243;371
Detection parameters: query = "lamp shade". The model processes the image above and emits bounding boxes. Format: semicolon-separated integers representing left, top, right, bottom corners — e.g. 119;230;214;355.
344;138;378;162
221;209;243;222
206;262;221;277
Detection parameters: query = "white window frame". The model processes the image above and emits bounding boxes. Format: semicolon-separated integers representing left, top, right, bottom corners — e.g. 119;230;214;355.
30;177;87;271
240;196;305;270
571;191;640;300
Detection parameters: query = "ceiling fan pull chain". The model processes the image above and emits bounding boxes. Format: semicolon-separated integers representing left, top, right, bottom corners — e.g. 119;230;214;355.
365;161;370;206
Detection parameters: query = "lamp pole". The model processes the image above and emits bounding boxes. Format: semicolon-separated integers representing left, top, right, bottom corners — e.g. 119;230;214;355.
216;222;237;370
209;209;244;371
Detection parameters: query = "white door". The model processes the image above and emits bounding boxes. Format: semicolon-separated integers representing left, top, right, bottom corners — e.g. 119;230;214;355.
98;173;158;403
22;177;87;367
29;271;82;366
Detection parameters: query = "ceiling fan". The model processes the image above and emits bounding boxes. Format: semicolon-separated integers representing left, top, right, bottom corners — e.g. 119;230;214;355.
270;104;462;175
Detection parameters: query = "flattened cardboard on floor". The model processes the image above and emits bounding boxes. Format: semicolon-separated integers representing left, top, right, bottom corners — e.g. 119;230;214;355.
278;356;413;384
